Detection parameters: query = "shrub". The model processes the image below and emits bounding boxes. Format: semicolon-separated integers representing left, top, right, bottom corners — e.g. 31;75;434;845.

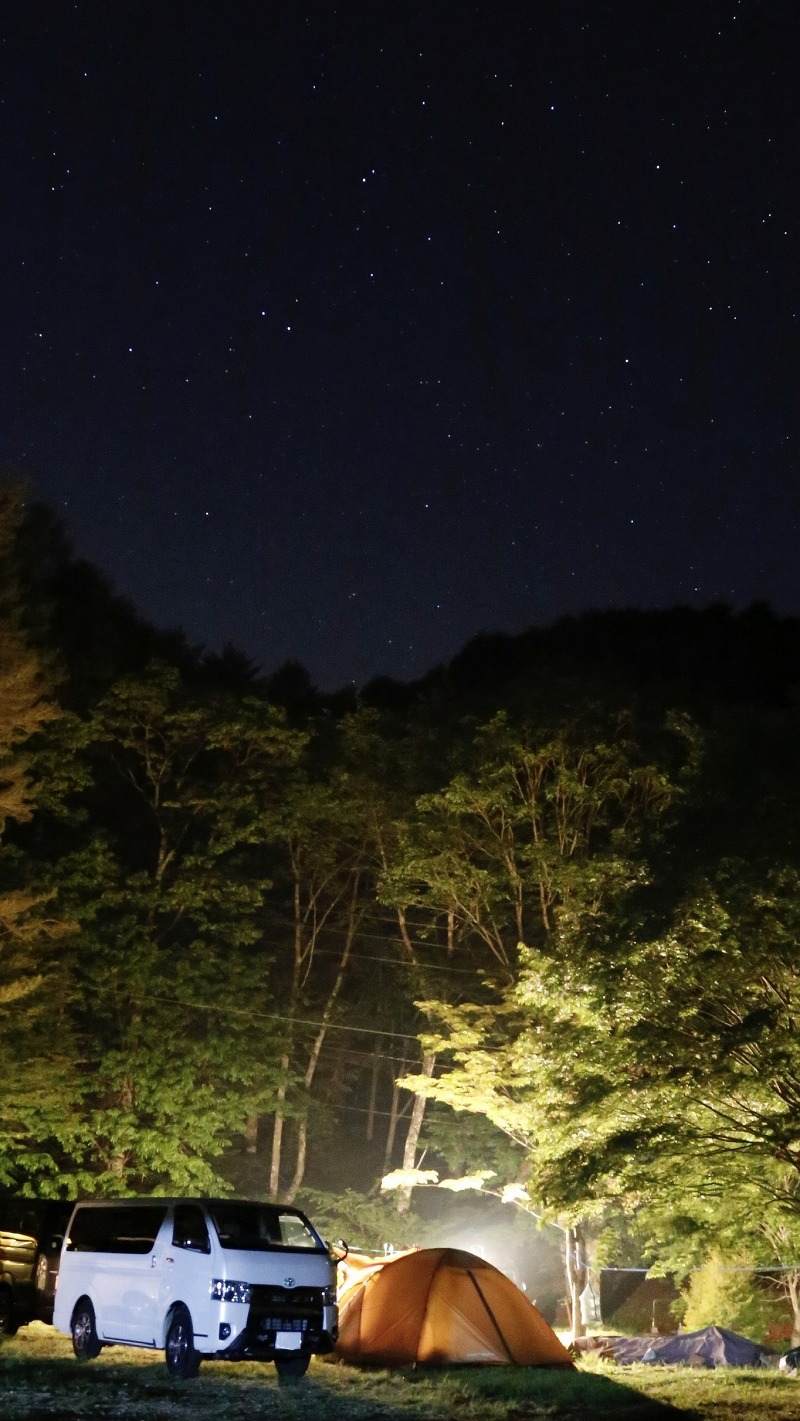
679;1250;786;1342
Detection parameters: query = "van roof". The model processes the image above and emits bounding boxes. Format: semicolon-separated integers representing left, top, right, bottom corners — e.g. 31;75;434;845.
68;1197;307;1211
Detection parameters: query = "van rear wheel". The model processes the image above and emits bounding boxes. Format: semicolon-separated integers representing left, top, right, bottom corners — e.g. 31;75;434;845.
275;1351;310;1382
71;1299;101;1361
165;1306;201;1379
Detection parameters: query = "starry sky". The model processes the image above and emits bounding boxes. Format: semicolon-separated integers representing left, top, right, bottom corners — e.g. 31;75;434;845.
2;1;798;689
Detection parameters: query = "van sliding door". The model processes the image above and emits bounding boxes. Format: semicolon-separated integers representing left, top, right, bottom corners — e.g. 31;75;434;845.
69;1205;169;1346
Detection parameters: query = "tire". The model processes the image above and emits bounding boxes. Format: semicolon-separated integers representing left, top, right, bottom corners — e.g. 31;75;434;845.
34;1252;49;1293
275;1351;310;1382
0;1286;19;1339
71;1299;102;1361
165;1306;201;1380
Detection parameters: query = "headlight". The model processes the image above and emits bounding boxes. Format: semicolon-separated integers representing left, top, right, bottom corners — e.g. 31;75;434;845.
321;1286;337;1306
210;1278;251;1304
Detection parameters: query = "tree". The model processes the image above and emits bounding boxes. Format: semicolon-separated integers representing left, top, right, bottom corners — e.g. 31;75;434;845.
407;695;800;1339
679;1250;785;1342
382;707;682;1329
338;706;457;1212
264;771;372;1201
0;483;76;1189
515;699;800;1229
0;485;62;832
42;662;305;1192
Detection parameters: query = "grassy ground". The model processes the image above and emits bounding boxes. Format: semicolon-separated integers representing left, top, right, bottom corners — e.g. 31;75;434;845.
2;1323;800;1420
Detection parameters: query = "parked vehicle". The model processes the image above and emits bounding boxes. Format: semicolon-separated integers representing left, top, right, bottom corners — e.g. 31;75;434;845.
52;1198;338;1379
0;1198;74;1338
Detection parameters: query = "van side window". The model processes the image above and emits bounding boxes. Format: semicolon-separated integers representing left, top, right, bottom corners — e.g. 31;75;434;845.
172;1204;210;1254
66;1205;167;1255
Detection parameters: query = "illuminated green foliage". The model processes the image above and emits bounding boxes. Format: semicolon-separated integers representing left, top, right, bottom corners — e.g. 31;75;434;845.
0;484;74;1188
42;663;307;1192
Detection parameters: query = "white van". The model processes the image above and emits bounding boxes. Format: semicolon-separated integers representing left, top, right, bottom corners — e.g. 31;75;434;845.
52;1198;338;1379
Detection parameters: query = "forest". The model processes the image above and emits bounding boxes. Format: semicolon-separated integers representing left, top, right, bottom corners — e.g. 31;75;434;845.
2;481;800;1335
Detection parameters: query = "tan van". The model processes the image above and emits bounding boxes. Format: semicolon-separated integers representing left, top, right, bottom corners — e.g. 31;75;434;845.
0;1198;73;1338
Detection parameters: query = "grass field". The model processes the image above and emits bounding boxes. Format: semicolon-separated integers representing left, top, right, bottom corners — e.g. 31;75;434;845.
3;1323;800;1420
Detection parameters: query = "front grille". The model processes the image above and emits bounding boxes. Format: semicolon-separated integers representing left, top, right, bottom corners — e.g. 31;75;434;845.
250;1285;322;1310
258;1316;307;1333
248;1284;324;1341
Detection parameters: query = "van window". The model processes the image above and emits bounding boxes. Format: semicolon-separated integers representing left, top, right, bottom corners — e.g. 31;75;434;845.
276;1211;320;1248
172;1204;210;1253
208;1203;323;1251
66;1205;167;1255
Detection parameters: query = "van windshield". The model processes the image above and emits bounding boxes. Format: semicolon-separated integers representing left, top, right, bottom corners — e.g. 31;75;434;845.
208;1204;323;1252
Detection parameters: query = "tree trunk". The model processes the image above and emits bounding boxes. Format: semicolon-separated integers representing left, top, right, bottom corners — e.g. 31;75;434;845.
396;1051;436;1215
270;862;308;1200
244;1112;258;1154
284;881;361;1201
108;1075;134;1179
269;1055;289;1198
786;1269;800;1346
284;1116;307;1205
564;1225;587;1342
367;1049;380;1142
383;1073;404;1174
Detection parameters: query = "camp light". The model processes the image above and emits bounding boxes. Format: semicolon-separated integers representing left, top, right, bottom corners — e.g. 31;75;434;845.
210;1278;251;1304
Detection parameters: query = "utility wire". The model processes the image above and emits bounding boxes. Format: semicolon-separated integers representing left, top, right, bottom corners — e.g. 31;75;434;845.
260;910;501;959
322;1100;412;1119
258;911;509;974
130;990;436;1044
261;900;508;945
265;944;483;976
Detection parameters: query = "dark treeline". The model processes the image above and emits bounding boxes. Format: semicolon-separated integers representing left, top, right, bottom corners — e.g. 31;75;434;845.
3;484;800;1314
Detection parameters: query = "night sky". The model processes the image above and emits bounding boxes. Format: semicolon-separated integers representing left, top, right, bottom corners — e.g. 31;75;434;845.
2;2;798;689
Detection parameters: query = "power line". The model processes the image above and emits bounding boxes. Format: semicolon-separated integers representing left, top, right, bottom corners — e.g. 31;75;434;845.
323;1100;412;1120
258;910;507;975
604;1264;800;1275
280;945;482;976
129;990;430;1043
320;1044;419;1067
262;910;481;953
262;902;508;951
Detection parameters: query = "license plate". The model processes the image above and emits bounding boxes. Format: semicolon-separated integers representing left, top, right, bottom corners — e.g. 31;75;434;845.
275;1331;303;1350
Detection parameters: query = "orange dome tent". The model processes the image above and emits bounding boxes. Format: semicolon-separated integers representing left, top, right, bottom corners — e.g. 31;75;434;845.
336;1247;417;1299
333;1247;574;1368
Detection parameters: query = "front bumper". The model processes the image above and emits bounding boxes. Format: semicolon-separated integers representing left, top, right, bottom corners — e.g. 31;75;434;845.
220;1321;337;1360
215;1286;338;1361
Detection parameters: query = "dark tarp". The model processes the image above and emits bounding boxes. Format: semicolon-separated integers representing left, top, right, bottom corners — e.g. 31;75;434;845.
611;1325;774;1368
599;1268;678;1332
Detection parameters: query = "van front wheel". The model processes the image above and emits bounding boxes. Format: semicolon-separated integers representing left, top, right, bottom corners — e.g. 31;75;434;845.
275;1351;310;1382
165;1306;201;1379
71;1300;101;1361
